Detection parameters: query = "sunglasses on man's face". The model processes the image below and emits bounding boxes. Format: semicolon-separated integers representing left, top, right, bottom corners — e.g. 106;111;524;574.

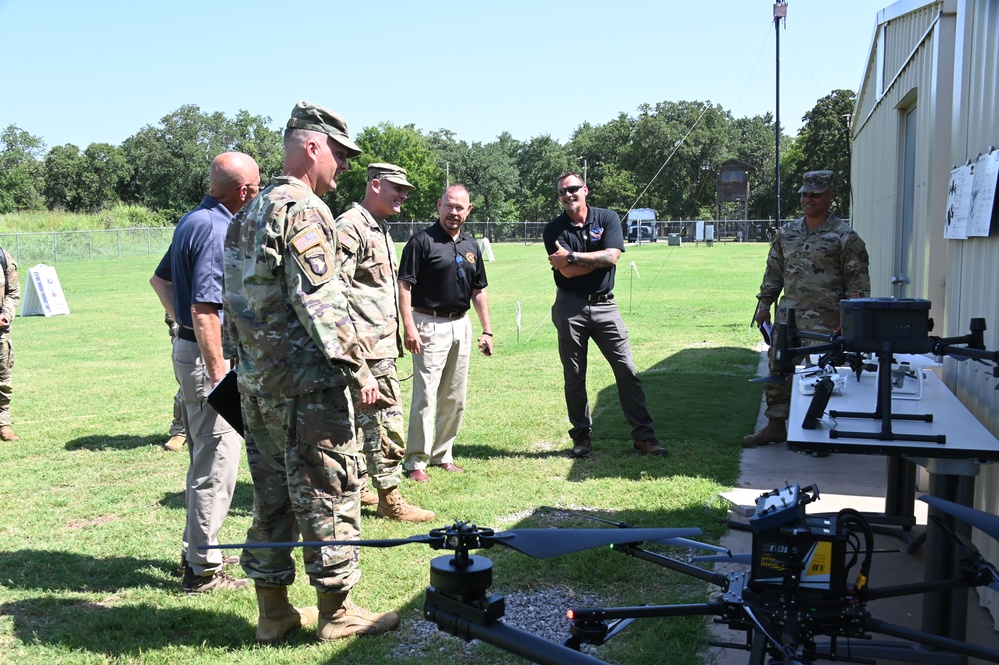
557;184;584;197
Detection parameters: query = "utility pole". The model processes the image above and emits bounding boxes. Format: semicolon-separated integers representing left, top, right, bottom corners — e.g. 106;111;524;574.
774;1;787;225
578;157;588;184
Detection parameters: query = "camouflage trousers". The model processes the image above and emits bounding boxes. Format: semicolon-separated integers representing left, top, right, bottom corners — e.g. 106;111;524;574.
0;333;12;426
240;384;363;593
169;389;185;437
351;359;405;490
764;315;836;420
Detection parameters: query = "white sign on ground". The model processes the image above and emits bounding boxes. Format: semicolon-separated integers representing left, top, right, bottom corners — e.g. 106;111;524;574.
20;264;70;317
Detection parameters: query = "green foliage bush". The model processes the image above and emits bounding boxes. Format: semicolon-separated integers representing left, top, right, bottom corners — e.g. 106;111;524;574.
100;203;171;229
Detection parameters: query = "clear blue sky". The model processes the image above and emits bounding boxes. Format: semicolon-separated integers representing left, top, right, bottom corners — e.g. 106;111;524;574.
0;0;890;152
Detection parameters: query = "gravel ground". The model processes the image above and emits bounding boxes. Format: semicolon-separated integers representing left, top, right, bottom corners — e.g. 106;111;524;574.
392;585;607;662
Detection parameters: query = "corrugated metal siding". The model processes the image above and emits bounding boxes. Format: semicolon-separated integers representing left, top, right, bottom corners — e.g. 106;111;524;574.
852;1;950;324
855;0;999;629
945;0;999;627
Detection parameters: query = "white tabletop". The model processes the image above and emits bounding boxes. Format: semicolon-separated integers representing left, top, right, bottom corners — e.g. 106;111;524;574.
787;367;999;470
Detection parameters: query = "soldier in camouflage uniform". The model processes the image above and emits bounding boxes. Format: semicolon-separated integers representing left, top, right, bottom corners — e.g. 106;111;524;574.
0;247;20;442
335;163;434;522
222;102;399;644
165;312;187;451
746;170;870;449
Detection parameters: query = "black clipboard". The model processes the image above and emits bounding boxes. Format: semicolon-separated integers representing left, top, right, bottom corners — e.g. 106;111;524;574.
206;369;244;434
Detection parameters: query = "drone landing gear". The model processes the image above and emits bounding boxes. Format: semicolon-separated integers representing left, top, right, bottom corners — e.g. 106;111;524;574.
828;347;944;444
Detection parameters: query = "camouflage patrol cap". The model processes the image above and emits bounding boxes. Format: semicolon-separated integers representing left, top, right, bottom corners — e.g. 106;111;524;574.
286;101;362;158
798;170;835;194
367;162;414;189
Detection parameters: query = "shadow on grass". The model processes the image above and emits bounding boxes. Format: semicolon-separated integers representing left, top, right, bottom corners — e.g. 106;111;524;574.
0;597;264;653
0;549;190;592
65;433;168;451
452;346;761;487
157;479;256;518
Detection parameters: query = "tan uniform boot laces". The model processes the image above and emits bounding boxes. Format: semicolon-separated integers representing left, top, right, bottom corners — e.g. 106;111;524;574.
376;487;435;523
317;591;400;641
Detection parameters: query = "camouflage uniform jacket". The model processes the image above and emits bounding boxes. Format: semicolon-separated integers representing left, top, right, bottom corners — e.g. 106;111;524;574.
757;213;870;330
222;176;371;398
334;203;404;370
1;250;19;335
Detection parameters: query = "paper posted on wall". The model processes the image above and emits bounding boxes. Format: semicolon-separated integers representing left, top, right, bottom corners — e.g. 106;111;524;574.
945;163;973;239
968;150;999;237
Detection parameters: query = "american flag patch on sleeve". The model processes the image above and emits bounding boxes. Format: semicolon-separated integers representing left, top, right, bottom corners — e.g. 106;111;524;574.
291;227;322;254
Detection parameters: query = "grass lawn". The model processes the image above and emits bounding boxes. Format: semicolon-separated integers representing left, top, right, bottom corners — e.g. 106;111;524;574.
0;240;769;664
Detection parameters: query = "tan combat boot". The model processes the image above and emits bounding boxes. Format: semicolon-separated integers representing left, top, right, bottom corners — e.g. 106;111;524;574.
743;418;787;447
164;434;186;451
0;426;19;442
316;590;400;641
359;484;379;506
376;487;435;523
254;585;319;643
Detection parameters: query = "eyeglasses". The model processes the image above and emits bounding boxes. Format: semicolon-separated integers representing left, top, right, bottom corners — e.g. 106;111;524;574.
455;254;465;281
557;184;584;197
243;182;264;192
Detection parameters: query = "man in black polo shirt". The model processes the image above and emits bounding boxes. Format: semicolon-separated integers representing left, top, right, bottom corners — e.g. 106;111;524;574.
544;172;665;459
398;184;493;482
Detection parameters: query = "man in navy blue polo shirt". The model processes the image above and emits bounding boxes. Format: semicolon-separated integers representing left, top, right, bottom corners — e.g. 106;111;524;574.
152;151;261;592
543;172;665;460
398;184;493;482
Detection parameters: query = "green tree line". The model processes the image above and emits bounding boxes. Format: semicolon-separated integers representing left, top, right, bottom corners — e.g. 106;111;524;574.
0;90;856;224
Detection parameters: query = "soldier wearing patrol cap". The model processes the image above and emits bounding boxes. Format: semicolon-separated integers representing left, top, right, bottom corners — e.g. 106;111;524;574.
222;101;399;644
335;163;434;522
745;170;870;450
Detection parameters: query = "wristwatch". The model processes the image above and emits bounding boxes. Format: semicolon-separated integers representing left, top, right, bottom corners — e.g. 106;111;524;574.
566;252;576;264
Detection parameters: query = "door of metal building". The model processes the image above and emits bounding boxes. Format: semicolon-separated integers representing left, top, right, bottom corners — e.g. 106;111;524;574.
893;105;917;297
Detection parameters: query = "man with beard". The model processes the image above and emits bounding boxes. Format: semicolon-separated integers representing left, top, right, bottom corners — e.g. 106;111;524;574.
398;184;493;482
544;172;665;460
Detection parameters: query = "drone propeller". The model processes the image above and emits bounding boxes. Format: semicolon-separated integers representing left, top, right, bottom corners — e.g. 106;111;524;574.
205;524;702;560
487;527;702;559
536;506;724;553
919;495;999;543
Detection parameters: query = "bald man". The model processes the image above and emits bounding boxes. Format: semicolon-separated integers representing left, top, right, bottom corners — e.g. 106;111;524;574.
152;151;261;593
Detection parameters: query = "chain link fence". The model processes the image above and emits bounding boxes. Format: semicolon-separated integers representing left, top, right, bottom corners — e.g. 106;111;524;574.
0;228;175;264
0;218;810;265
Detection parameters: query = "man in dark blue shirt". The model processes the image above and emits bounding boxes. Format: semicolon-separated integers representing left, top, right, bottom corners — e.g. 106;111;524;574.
543;172;665;459
151;151;261;592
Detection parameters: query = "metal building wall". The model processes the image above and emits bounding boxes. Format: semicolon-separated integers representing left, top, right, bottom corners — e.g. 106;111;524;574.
945;0;999;627
851;0;953;327
854;0;999;628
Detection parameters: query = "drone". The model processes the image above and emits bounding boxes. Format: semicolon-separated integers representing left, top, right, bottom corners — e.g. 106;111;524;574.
562;483;999;665
760;298;999;442
203;480;999;665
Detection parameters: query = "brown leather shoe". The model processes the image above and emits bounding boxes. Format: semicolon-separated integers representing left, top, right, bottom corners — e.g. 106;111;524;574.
407;469;429;482
435;463;464;473
0;425;20;442
633;438;669;457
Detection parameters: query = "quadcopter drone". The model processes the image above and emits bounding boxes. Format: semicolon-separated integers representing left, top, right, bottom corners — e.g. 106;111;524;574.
204;479;999;665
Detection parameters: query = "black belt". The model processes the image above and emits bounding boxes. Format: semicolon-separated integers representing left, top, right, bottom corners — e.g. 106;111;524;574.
413;306;466;320
177;326;197;342
559;290;614;303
